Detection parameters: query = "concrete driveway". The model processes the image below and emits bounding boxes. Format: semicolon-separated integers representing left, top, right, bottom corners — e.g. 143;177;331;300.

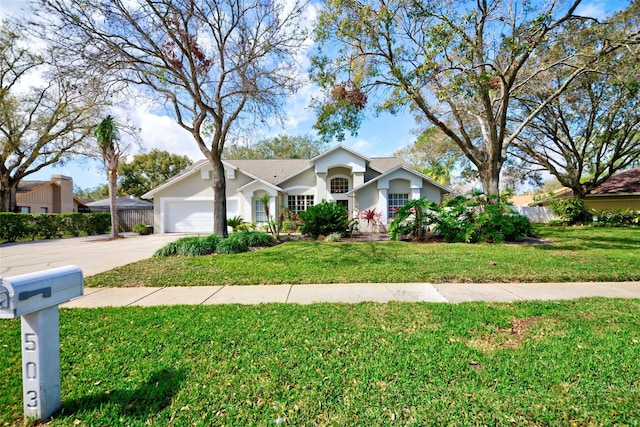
0;233;188;278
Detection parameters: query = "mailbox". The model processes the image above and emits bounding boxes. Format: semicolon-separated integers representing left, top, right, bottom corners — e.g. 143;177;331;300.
0;265;83;319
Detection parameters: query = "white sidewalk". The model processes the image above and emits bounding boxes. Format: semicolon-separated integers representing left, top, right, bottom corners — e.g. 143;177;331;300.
61;281;640;307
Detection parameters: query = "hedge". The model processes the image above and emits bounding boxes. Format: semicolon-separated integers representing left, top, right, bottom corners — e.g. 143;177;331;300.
0;213;111;243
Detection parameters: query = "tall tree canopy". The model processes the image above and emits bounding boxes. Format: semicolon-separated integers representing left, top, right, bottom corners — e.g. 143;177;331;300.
512;3;640;198
223;134;327;159
35;0;310;236
393;126;466;186
311;0;634;201
119;150;193;198
0;21;106;212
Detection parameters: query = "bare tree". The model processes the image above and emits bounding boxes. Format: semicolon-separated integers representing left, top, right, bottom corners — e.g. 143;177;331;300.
0;21;106;212
33;0;310;236
512;5;640;198
311;0;636;202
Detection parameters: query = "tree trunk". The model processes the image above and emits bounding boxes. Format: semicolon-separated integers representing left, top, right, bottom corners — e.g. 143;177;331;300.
0;182;18;212
209;152;228;238
107;168;119;238
479;165;501;204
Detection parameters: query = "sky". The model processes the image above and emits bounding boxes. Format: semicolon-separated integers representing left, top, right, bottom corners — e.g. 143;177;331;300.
1;0;628;191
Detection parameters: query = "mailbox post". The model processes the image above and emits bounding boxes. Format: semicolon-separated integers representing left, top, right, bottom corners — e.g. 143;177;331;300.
0;265;83;421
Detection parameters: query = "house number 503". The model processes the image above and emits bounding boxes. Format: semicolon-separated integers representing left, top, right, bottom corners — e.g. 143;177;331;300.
24;333;38;408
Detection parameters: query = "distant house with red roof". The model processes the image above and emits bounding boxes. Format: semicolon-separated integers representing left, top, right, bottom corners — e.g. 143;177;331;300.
530;166;640;212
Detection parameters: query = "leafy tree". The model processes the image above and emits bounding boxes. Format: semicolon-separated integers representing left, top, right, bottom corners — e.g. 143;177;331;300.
224;134;327;159
119;150;192;198
94;115;125;238
0;21;106;212
35;0;310;237
512;5;640;198
311;0;631;203
73;184;110;201
394;126;466;186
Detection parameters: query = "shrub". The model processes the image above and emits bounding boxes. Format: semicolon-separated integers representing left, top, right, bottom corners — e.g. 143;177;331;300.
85;213;111;235
474;205;532;243
175;236;212;256
549;196;592;225
594;209;640;227
216;233;249;254
431;204;477;243
133;223;150;235
0;213;30;242
29;214;64;240
298;200;350;238
239;231;275;247
154;241;180;257
388;199;436;240
60;213;87;236
226;215;245;232
154;234;221;257
389;194;533;243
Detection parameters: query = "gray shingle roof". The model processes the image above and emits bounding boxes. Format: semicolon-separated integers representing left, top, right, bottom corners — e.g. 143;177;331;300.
225;159;310;184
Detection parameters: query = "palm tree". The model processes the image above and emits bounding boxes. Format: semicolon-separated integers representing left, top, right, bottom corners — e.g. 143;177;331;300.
94;115;123;239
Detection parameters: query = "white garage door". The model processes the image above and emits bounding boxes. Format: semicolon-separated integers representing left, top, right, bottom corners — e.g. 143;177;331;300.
165;201;214;233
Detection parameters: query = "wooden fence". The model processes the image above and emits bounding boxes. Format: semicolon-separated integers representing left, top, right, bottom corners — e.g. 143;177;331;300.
116;209;154;232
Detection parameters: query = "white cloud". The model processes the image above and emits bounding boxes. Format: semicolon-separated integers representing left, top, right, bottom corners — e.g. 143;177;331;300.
135;106;205;161
575;2;607;20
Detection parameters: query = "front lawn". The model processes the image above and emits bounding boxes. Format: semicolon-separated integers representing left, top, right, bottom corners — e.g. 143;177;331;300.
86;226;640;287
1;300;638;425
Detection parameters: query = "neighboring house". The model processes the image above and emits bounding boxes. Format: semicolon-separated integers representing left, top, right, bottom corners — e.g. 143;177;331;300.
16;175;86;213
85;197;154;232
142;145;452;233
530;166;640;212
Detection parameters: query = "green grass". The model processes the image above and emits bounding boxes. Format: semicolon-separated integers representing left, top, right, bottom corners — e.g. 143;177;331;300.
86;226;640;287
1;300;639;425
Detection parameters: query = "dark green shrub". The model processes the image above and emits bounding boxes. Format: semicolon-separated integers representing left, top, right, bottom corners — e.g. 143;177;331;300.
133;223;151;235
60;213;87;236
389;194;533;243
154;235;222;257
0;213;30;242
154;241;180;257
85;213;111;235
431;204;477;243
29;214;64;240
201;234;222;252
239;231;275;247
216;233;249;254
388;199;436;240
549;196;592;225
594;209;640;227
175;236;211;256
298;200;350;238
475;205;532;243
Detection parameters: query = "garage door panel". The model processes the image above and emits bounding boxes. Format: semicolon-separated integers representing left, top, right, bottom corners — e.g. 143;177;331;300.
165;201;214;233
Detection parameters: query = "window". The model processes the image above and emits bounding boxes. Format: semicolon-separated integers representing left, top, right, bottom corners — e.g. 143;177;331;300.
330;177;349;194
287;195;314;214
19;206;30;214
388;193;409;218
40;207;48;213
254;199;267;222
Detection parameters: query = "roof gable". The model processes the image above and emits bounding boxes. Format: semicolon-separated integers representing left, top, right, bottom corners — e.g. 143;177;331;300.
348;165;452;195
17;181;57;197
